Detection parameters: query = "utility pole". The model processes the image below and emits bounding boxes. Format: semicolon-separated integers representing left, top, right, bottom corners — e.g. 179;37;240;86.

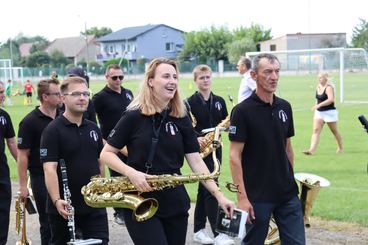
85;22;89;74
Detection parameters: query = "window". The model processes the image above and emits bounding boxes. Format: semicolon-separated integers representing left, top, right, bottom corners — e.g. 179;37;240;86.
165;42;174;52
109;45;114;54
270;44;276;51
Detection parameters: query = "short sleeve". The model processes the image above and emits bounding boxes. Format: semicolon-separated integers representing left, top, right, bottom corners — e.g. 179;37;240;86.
40;123;60;163
17;118;33;149
3;112;15;139
228;106;247;142
107;111;135;149
180;115;200;154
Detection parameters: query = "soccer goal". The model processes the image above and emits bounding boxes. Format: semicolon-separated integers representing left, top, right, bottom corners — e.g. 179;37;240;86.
246;48;368;103
0;59;24;84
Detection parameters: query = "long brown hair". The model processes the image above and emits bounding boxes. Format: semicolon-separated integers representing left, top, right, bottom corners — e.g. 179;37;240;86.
127;58;185;117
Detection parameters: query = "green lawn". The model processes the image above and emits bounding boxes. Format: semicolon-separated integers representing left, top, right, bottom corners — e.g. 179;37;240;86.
5;72;368;226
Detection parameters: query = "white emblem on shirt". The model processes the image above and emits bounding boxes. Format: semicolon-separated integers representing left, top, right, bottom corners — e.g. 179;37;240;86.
215;102;222;111
108;129;115;138
126;93;132;101
278;110;288;123
90;130;99;142
18;138;23;145
165;122;178;136
40;148;47;157
0;116;6;125
229;126;236;134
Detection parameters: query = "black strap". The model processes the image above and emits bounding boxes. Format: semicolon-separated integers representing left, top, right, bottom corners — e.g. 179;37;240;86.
196;92;214;127
145;110;168;173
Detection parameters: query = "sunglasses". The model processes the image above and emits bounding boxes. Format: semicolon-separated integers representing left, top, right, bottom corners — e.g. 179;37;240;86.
109;75;124;81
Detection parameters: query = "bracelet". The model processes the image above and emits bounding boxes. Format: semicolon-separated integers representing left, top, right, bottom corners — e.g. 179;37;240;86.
54;198;61;206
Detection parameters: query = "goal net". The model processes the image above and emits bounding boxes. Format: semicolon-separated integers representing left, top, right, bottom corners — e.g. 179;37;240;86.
246;48;368;103
0;59;24;84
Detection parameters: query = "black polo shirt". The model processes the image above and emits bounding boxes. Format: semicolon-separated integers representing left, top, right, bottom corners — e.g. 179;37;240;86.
107;109;199;217
17;107;56;175
186;91;228;134
186;91;228;166
40;116;104;214
228;92;298;203
92;85;133;139
0;108;15;178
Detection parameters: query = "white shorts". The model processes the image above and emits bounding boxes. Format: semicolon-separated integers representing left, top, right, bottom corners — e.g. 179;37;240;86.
314;109;338;122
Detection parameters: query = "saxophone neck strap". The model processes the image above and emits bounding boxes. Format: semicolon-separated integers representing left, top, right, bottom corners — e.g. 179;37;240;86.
145;110;168;173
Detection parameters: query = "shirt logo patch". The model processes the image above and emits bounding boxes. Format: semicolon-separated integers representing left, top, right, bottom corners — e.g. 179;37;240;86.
108;129;115;138
18;137;23;145
165;122;178;136
278;110;288;123
0;116;6;125
215;102;222;111
126;93;132;101
90;130;99;142
229;126;236;134
40;148;47;157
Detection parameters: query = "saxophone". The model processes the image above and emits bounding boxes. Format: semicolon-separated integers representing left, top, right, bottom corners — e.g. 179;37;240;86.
15;192;32;245
199;115;230;158
81;127;222;222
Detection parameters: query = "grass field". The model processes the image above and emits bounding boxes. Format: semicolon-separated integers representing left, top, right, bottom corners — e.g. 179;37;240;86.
4;72;368;226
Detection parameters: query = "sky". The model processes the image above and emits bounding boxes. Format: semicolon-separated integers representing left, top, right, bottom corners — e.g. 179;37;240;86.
0;0;366;45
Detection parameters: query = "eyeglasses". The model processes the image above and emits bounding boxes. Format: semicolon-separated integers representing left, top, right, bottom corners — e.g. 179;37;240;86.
46;92;61;96
63;91;90;97
109;75;124;81
0;90;4;94
198;75;211;80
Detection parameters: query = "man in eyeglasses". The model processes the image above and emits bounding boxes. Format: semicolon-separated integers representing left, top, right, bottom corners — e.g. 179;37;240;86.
17;79;62;245
65;67;97;124
41;76;108;244
237;56;256;103
92;64;133;225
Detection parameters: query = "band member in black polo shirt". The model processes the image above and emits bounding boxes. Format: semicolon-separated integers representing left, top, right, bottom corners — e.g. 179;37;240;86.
186;65;234;245
101;58;234;245
229;53;305;245
0;81;17;245
41;77;109;244
17;79;61;245
92;64;133;225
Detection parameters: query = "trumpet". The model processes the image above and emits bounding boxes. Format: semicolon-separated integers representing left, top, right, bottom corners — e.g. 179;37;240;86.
15;192;32;245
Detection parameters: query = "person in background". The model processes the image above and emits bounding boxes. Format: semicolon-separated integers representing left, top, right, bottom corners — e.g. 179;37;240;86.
17;79;61;244
51;71;59;82
100;58;234;245
0;81;18;245
237;56;256;103
229;53;305;245
92;64;133;225
23;79;35;105
303;72;343;155
5;79;12;106
186;65;233;245
41;77;109;244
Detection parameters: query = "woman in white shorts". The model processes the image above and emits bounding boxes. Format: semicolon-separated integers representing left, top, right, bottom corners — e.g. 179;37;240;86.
303;72;343;155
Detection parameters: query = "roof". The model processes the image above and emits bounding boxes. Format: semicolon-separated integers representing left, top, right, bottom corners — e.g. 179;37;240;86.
45;35;96;57
98;24;184;42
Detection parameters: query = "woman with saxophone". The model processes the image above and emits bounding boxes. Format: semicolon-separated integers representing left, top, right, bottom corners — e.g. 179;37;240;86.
186;65;234;245
100;58;234;245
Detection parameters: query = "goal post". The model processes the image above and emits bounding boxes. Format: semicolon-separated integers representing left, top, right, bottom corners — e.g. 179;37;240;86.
246;47;368;103
0;59;24;84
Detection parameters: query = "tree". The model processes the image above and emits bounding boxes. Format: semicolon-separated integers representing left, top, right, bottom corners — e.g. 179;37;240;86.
233;23;272;43
179;26;232;63
81;27;113;38
227;37;256;64
351;18;368;50
25;51;50;67
49;50;70;67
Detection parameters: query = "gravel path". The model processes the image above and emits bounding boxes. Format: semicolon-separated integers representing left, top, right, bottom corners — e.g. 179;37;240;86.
7;182;368;245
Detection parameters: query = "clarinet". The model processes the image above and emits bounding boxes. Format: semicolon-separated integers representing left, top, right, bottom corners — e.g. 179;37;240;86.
59;159;102;245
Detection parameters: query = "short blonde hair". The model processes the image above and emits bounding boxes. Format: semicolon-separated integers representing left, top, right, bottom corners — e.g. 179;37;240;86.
127;58;185;118
192;64;212;81
60;77;87;93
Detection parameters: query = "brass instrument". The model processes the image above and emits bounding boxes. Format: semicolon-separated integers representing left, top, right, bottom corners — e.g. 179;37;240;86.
264;173;330;244
15;192;32;245
81;127;222;222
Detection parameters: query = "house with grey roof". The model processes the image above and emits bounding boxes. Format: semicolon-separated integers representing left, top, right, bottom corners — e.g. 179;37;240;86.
97;24;184;63
45;35;100;65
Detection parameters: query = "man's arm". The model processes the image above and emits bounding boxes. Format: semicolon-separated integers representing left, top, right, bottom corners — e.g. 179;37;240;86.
229;141;255;223
43;162;70;219
17;149;30;198
98;159;105;177
285;138;294;169
6;137;17;161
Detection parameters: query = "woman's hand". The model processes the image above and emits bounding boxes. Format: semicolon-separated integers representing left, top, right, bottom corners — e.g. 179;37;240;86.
214;191;235;219
311;104;319;111
126;168;154;192
197;137;207;148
